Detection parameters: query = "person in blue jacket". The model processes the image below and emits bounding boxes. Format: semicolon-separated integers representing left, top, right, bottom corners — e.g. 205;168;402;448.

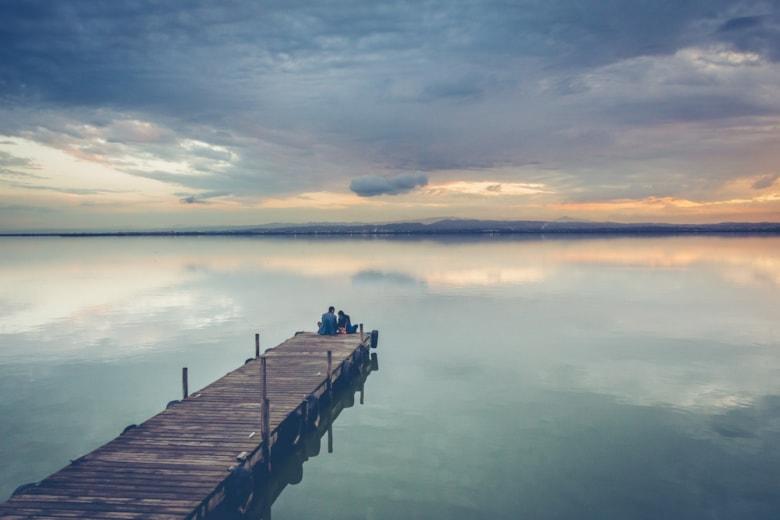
318;306;338;335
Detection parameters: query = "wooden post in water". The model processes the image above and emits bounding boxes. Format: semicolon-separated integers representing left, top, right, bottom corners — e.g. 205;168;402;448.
359;323;364;341
255;332;260;358
182;367;188;399
327;350;333;400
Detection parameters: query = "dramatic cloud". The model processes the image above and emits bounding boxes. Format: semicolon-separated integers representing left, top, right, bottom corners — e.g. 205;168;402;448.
0;1;778;228
350;173;428;197
718;14;780;61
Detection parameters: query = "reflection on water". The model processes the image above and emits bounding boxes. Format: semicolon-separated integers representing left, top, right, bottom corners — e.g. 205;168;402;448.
0;235;779;518
1;236;778;342
221;354;377;520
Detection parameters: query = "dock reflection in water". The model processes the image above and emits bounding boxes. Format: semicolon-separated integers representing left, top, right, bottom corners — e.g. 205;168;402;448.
218;352;379;520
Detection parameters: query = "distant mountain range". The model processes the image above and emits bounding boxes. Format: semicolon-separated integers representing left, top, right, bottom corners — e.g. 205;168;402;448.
2;219;780;236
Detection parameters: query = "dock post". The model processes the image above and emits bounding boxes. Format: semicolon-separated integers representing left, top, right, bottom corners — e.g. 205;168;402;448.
359;323;364;341
327;350;333;400
255;332;260;358
182;367;188;399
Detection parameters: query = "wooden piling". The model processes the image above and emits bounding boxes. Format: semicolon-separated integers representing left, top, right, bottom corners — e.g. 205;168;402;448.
359;322;364;341
255;332;260;358
182;367;189;399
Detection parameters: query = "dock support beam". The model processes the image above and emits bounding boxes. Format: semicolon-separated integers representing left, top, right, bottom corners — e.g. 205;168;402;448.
261;355;270;471
182;367;188;399
327;350;333;400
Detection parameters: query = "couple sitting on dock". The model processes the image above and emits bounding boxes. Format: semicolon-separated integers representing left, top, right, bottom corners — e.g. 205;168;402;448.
318;306;358;335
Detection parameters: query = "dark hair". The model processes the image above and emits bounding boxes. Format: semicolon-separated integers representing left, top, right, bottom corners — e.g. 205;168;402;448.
337;310;344;316
328;306;335;312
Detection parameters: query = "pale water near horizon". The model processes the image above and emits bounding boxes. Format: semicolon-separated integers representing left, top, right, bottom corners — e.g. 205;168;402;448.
0;236;778;518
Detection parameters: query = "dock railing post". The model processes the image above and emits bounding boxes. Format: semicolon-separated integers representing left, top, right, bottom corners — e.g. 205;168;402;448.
182;367;188;399
327;350;333;400
255;332;260;358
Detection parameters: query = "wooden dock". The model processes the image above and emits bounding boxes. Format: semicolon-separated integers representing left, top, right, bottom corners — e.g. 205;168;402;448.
0;330;378;519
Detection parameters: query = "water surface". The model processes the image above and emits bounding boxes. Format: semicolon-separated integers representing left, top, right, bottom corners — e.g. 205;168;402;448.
0;236;778;518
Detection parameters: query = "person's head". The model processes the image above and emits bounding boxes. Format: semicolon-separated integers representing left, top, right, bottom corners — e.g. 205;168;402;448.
328;306;335;313
337;310;344;317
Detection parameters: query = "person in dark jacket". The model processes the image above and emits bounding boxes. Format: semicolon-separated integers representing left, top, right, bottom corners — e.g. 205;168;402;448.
337;310;358;334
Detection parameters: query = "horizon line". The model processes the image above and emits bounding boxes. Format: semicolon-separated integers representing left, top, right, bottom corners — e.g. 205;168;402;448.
1;219;779;237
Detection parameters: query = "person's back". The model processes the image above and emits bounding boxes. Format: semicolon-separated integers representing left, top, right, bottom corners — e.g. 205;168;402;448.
319;306;338;335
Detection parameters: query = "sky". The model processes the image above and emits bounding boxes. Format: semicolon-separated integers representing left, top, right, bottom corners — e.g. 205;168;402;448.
0;1;779;230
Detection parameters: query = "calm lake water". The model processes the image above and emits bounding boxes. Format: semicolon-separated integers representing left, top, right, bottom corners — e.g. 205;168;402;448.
0;235;779;518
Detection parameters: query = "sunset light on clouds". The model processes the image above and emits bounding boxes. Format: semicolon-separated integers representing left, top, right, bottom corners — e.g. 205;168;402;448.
1;2;779;230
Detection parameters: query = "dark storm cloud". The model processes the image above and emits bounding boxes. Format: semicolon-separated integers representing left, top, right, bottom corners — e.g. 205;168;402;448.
719;16;765;33
0;0;768;112
717;14;780;60
0;0;778;203
350;173;428;197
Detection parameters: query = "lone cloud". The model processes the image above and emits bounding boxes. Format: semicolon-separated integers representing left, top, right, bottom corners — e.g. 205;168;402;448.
752;173;779;190
350;173;428;197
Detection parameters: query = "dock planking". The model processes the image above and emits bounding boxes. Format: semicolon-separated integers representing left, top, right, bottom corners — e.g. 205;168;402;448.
0;331;377;519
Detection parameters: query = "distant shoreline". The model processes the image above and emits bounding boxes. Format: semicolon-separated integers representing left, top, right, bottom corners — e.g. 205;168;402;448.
2;219;779;237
